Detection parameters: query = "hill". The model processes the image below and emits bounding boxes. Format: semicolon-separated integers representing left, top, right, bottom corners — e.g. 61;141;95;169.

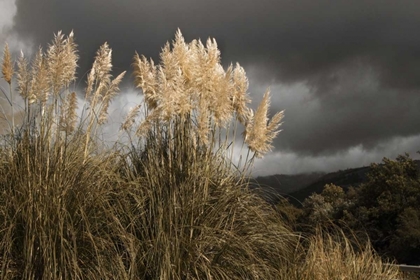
287;166;371;204
255;160;420;205
252;172;325;195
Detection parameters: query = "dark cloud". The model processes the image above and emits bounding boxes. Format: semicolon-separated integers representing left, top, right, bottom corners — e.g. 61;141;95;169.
253;134;420;175
262;61;420;156
8;0;420;173
12;0;420;85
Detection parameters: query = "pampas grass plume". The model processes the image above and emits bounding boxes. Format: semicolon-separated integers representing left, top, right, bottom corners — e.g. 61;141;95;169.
245;90;283;158
121;104;141;131
2;43;13;84
60;91;78;133
47;31;78;95
17;51;30;101
30;48;50;105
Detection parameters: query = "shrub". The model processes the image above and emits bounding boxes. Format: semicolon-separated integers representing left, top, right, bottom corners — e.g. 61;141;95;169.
294;229;401;280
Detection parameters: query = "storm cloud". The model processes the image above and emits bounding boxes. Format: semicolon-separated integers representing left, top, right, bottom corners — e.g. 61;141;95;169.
4;0;420;174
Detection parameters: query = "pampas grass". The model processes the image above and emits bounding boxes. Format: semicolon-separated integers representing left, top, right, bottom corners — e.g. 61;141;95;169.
292;229;402;280
0;30;403;279
2;43;13;85
2;43;15;135
244;90;284;158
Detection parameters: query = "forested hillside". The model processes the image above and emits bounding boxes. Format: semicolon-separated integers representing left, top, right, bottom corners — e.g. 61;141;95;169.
276;155;420;265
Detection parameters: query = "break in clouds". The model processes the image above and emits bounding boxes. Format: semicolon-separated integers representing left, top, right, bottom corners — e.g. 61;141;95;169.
2;0;420;174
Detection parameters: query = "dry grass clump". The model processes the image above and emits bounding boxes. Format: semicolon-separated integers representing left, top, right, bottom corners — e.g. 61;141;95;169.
287;230;402;280
0;31;128;279
115;125;298;279
116;29;297;278
0;135;129;279
0;30;405;279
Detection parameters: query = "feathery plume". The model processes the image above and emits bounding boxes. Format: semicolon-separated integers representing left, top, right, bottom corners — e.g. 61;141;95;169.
187;36;232;127
92;44;112;91
97;104;109;125
121;104;141;131
60;91;78;133
132;52;158;109
266;110;284;143
17;51;29;100
85;67;95;101
191;39;207;87
136;109;160;137
2;43;14;84
46;31;78;95
158;39;189;120
172;29;191;82
97;71;126;125
197;96;210;146
66;91;78;133
187;39;200;87
174;75;192;117
206;37;220;68
155;66;173;120
160;42;177;81
94;43;112;84
232;63;251;124
61;31;78;86
85;42;113;104
30;48;50;105
245;90;282;158
212;64;234;126
156;32;197;120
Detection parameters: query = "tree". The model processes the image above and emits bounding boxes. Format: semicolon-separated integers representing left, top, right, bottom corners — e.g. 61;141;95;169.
299;184;351;232
347;154;420;264
297;155;420;264
318;154;420;264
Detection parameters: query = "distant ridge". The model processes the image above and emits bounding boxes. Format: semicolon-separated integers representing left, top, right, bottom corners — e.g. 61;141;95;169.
287;165;371;204
250;172;325;204
252;172;325;195
254;160;420;205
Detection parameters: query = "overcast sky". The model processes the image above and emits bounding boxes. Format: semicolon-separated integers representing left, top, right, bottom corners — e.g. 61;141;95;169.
2;0;420;175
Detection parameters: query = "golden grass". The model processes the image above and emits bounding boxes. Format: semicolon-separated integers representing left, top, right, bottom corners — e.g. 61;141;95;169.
292;229;402;280
244;90;284;158
0;30;404;279
132;29;281;160
1;43;13;85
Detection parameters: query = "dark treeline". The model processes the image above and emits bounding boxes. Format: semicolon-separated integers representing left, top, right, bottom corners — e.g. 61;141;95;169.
276;154;420;265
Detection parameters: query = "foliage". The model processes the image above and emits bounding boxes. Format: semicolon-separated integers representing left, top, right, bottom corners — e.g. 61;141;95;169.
296;154;420;264
353;154;420;264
